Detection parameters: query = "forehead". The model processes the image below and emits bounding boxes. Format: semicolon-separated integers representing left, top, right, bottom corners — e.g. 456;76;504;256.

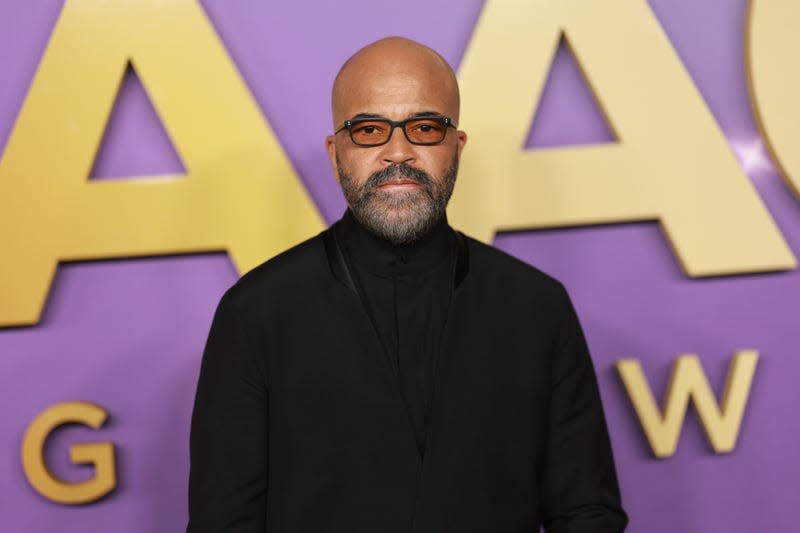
333;61;458;122
346;79;449;114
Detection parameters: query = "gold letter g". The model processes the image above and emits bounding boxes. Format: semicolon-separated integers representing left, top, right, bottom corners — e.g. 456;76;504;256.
21;401;116;505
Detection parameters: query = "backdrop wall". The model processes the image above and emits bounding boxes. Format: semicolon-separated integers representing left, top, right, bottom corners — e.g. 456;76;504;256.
1;1;799;531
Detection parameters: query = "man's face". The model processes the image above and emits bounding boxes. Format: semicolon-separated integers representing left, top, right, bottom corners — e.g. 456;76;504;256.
326;51;467;244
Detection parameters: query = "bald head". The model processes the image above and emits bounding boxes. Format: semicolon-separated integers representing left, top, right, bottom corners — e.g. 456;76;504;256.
331;37;460;129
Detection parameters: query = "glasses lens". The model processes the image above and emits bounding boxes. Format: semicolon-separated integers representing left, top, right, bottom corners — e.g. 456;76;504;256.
404;118;446;144
350;120;391;146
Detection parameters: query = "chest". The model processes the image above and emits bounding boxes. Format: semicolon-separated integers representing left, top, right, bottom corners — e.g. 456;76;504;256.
262;285;556;424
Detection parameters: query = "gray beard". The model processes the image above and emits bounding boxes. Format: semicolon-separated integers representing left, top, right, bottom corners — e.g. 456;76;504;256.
337;151;458;245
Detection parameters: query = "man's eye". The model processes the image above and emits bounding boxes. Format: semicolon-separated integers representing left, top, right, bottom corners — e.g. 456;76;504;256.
409;120;444;134
354;123;385;135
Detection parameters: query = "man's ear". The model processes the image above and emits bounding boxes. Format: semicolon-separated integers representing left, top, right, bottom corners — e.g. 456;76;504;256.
456;130;468;157
325;135;340;184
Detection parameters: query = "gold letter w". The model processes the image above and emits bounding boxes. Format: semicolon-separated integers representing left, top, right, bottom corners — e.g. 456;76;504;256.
616;351;758;458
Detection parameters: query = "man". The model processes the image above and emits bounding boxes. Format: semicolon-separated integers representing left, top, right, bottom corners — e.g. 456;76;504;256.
188;37;627;532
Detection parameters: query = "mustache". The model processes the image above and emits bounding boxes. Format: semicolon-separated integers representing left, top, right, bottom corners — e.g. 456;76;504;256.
364;163;435;190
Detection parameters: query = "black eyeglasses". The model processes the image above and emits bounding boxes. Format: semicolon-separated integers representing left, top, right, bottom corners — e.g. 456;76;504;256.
335;115;457;146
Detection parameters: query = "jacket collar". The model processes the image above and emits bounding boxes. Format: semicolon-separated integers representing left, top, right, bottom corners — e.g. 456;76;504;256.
336;210;453;278
323;215;469;294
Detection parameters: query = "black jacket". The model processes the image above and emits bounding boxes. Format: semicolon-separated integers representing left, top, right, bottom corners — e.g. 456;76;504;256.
188;221;627;532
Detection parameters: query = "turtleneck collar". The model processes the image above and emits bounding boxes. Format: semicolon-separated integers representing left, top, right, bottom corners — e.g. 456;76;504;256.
335;209;455;278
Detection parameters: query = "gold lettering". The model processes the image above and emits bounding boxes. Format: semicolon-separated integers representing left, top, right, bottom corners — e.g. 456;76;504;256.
21;401;116;504
747;0;800;197
0;0;323;327
451;0;795;277
616;351;759;458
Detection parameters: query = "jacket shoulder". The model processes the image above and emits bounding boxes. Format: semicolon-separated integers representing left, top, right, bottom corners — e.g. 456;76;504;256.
462;234;566;294
458;233;577;320
223;231;328;311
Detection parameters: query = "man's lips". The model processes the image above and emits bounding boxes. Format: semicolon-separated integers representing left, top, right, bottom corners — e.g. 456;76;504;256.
377;179;422;189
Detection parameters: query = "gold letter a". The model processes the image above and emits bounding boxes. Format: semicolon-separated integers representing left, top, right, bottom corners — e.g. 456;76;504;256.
0;0;323;326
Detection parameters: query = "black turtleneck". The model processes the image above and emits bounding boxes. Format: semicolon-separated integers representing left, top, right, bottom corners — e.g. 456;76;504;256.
336;210;456;458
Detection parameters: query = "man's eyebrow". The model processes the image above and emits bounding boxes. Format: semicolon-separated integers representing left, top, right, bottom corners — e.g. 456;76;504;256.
348;110;448;121
350;113;384;120
408;110;446;118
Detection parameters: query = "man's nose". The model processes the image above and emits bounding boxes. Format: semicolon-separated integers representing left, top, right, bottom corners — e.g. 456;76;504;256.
380;125;415;165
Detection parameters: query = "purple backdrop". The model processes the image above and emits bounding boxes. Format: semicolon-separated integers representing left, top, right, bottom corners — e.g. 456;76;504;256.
1;1;798;531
